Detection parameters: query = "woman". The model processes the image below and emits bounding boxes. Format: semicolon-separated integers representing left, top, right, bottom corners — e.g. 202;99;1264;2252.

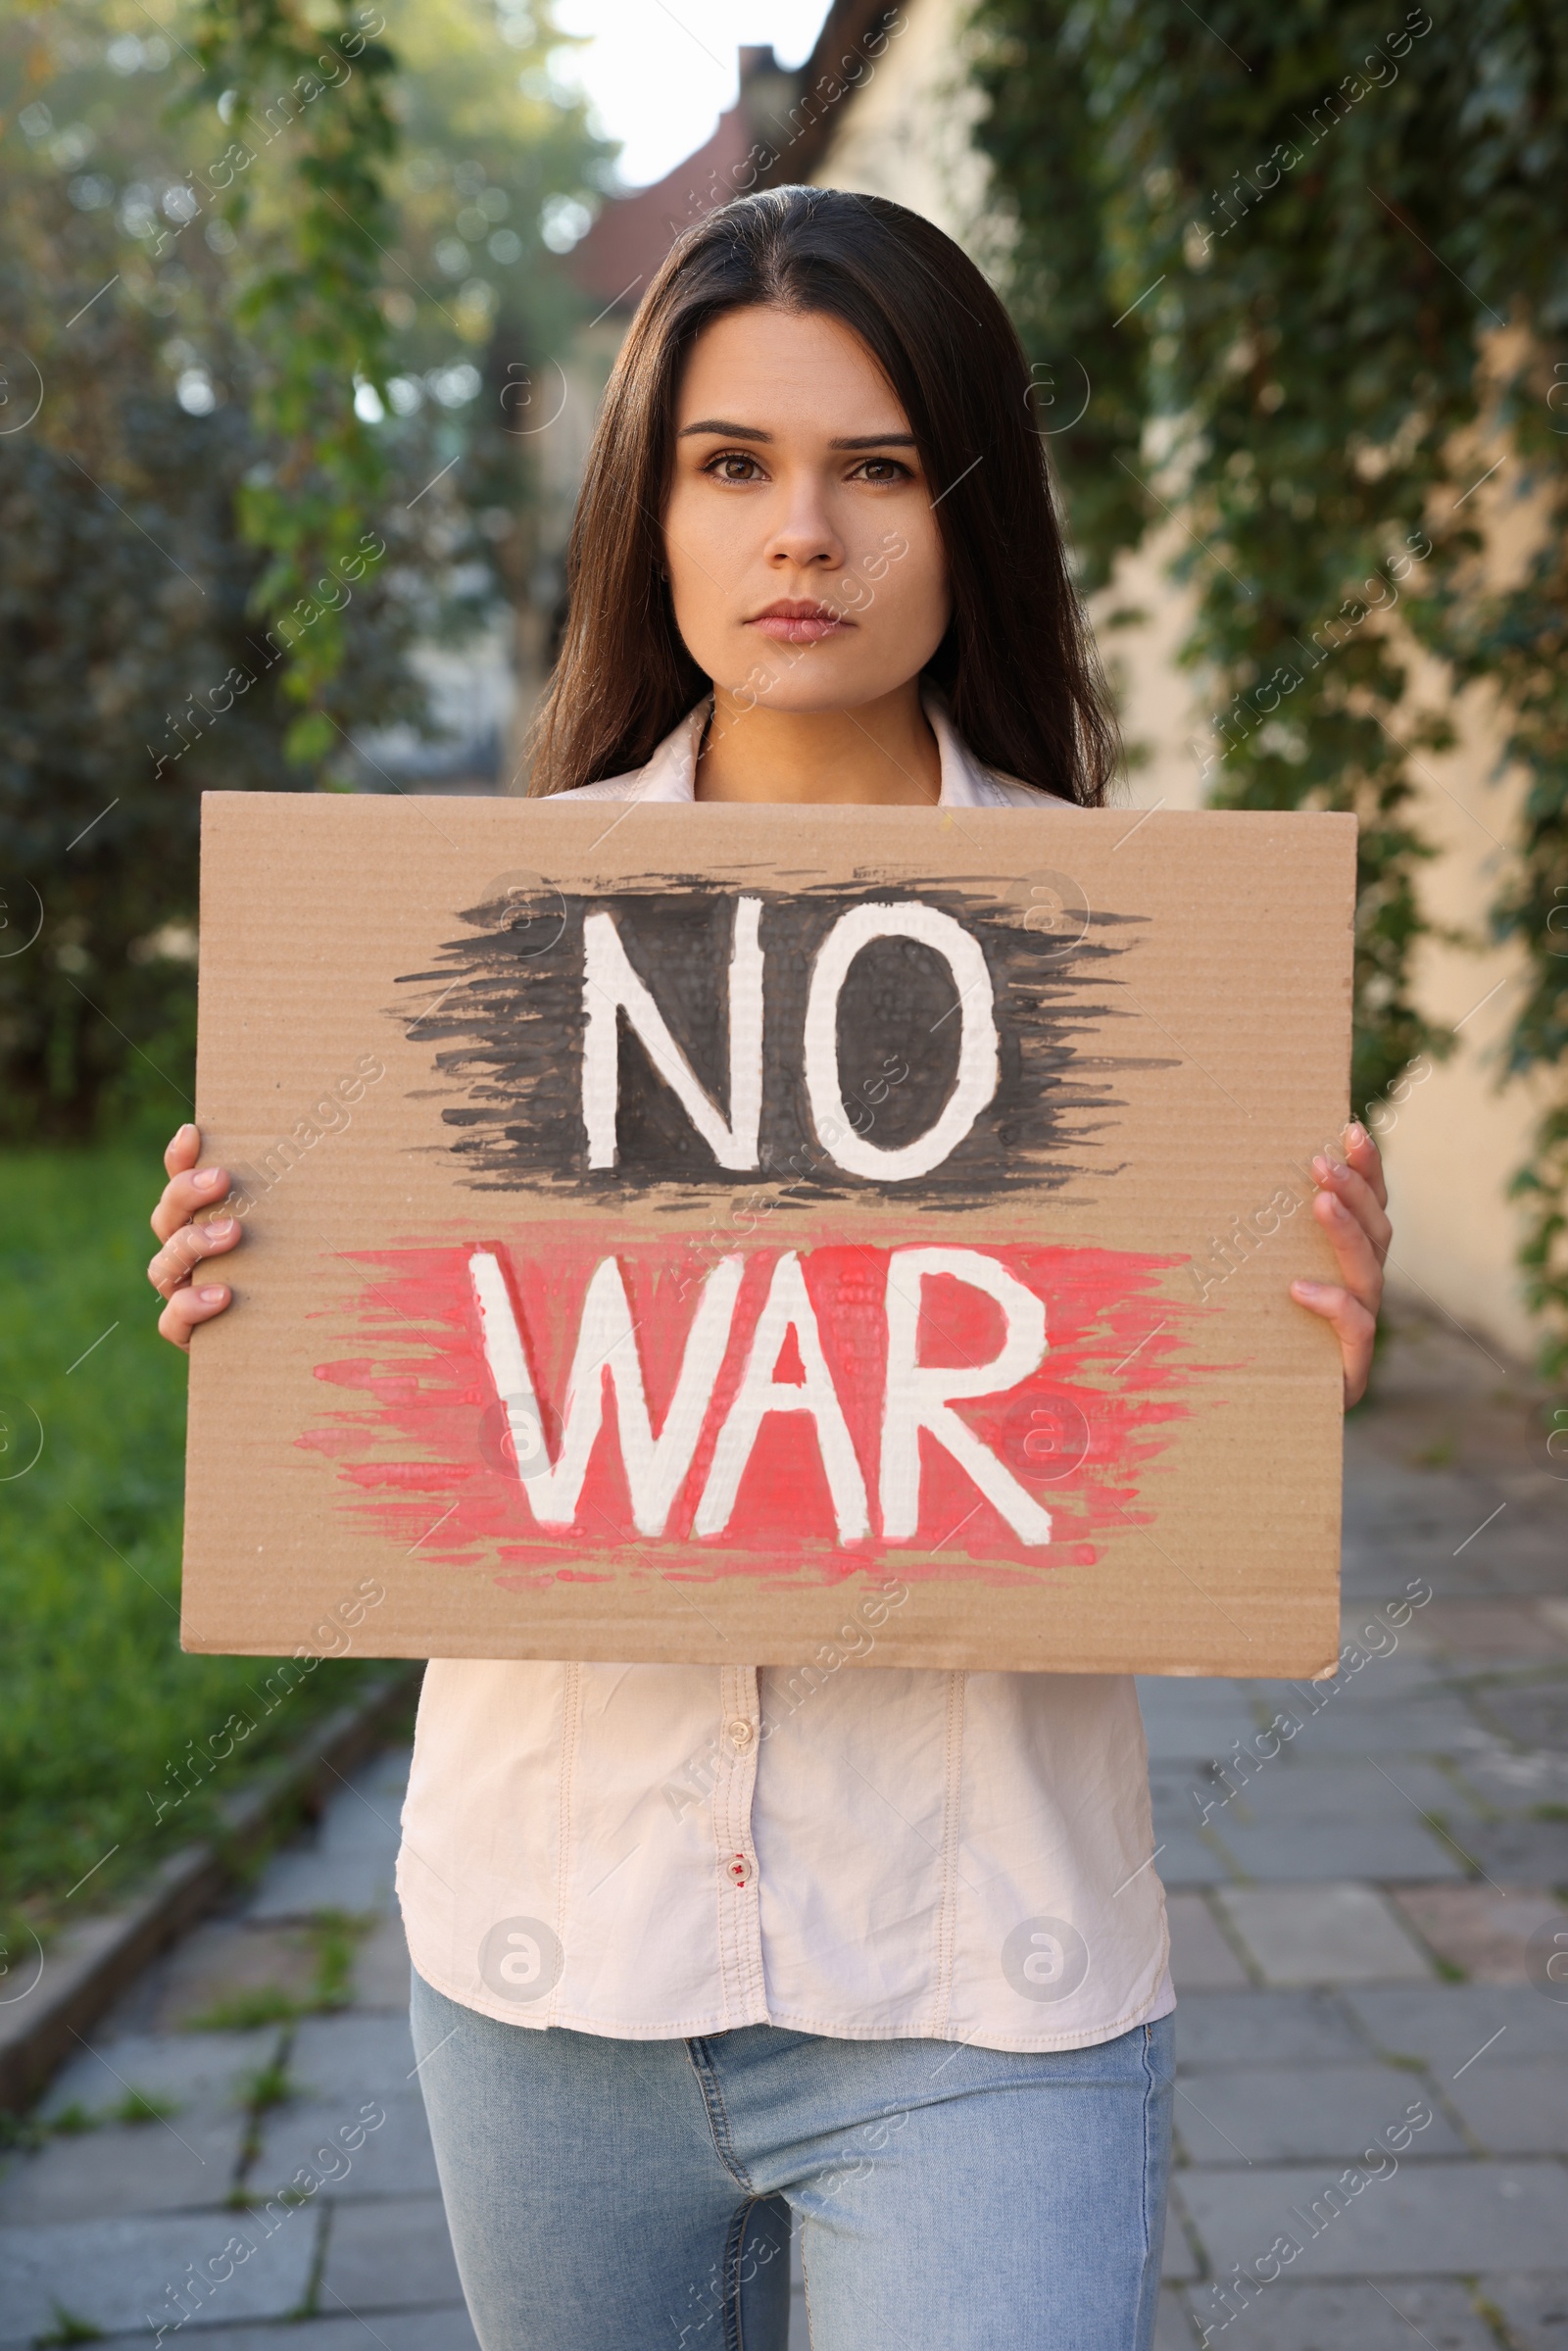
149;188;1389;2350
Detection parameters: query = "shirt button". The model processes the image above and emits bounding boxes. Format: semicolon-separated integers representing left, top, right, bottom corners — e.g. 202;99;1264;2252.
727;1718;755;1750
726;1852;755;1888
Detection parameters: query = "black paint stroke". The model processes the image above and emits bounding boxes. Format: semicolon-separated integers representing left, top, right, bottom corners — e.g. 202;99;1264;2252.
393;877;1165;1202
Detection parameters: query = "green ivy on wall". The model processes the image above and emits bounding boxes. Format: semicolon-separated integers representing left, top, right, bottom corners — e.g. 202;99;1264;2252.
972;0;1568;1381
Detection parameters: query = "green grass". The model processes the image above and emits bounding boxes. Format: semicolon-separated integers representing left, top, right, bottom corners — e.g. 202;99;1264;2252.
36;2306;105;2346
190;1984;305;2033
44;2102;99;2137
0;1147;379;1954
1;2084;182;2149
236;2054;295;2116
108;2084;181;2125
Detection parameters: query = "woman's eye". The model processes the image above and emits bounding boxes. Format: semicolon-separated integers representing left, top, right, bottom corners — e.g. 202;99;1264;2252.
707;452;763;483
852;457;912;483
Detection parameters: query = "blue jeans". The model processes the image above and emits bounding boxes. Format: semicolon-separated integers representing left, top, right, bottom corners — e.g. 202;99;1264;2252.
411;1970;1174;2350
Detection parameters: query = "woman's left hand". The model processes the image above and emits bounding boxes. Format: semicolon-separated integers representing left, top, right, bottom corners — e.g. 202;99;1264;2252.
1291;1122;1391;1407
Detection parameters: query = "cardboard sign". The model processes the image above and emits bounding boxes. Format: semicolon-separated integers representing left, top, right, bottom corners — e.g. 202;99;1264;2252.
183;796;1354;1677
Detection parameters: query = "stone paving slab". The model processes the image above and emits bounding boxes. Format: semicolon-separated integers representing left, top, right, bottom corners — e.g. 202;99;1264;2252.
1344;1984;1568;2071
1463;1744;1568;1807
1152;1747;1476;1884
320;2189;467;2309
254;2091;443;2199
1482;2273;1568;2351
244;1848;397;1921
1212;1811;1466;1883
1173;2276;1505;2350
1339;1504;1478;1563
1391;1884;1567;1982
353;1911;416;2008
317;1755;410;1855
1405;1601;1568;1656
1153;2283;1198;2347
0;2207;319;2346
36;2026;277;2122
0;2114;245;2225
1245;1689;1484;1758
1214;1885;1435;1985
1151;1758;1224;1807
134;1919;327;2033
1302;1654;1450;1694
82;2312;480;2351
1137;1683;1263;1760
1149;1761;1471;1840
1428;1544;1568;1602
1473;1680;1568;1750
286;2011;419;2105
1174;1991;1370;2071
1171;2062;1465;2165
1339;1537;1537;1595
1160;2210;1200;2279
1161;2181;1194;2276
1442;2060;1568;2156
1174;2158;1568;2279
1373;1577;1565;1626
1461;1817;1568;1881
1149;1825;1233;1886
1166;1893;1250;1991
1222;1756;1471;1820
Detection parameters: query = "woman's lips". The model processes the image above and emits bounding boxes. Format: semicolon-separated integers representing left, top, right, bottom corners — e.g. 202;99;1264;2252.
747;602;850;644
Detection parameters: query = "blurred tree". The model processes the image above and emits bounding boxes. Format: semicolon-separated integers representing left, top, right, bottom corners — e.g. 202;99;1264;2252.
362;0;614;781
184;0;404;763
0;0;604;1140
973;0;1568;1380
184;0;609;758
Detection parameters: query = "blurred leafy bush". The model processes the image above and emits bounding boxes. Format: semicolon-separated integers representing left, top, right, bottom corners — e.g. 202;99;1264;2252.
0;0;607;1143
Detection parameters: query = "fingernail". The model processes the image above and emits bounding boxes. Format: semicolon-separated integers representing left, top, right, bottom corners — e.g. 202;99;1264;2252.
1293;1279;1324;1297
175;1123;197;1146
193;1167;222;1191
1312;1154;1332;1182
198;1286;228;1303
202;1219;236;1240
1347;1122;1366;1148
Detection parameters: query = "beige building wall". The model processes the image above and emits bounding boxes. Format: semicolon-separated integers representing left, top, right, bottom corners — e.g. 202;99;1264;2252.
1362;445;1550;1362
811;0;1548;1361
809;0;993;246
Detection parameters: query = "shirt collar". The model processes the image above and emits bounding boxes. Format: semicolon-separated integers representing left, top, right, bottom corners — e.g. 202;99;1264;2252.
624;692;1004;808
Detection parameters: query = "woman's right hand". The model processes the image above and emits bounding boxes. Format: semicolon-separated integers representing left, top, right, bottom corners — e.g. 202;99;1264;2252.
148;1123;242;1348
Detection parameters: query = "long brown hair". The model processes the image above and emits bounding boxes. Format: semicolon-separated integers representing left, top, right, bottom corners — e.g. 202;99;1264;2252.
528;185;1117;804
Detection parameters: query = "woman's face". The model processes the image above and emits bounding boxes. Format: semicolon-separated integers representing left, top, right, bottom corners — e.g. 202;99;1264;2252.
662;305;951;715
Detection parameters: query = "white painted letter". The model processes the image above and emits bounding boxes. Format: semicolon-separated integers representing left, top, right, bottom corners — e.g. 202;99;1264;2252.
582;898;763;1170
803;903;998;1180
470;1249;742;1534
696;1251;869;1543
879;1249;1052;1544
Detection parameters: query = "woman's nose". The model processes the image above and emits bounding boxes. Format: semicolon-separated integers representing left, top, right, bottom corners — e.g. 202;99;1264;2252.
763;478;844;573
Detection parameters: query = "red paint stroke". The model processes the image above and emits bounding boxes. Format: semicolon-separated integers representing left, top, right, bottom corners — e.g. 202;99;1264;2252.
304;1232;1210;1590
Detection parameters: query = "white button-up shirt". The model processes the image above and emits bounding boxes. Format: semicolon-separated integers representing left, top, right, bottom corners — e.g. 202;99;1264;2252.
397;700;1175;2052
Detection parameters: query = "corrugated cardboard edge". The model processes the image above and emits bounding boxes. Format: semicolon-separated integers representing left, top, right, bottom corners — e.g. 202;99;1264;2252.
0;1667;421;2116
